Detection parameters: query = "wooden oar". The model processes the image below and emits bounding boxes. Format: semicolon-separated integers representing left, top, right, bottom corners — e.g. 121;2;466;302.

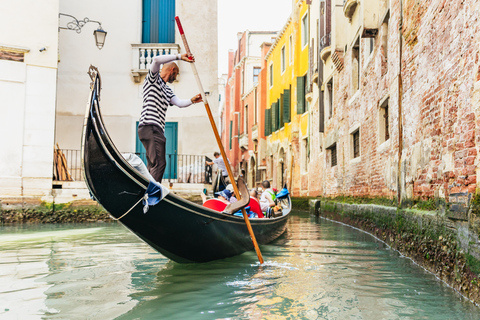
175;16;264;264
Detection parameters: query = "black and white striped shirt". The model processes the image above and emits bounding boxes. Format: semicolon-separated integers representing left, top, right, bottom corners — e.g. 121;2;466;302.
139;69;175;131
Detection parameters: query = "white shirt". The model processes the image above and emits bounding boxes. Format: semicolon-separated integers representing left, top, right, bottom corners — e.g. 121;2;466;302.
259;188;275;212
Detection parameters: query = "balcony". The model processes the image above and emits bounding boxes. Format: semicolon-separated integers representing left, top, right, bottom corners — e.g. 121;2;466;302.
320;33;332;62
131;43;180;83
239;133;249;150
343;0;358;20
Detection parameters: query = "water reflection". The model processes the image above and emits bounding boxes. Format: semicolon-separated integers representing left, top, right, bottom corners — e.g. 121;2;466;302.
1;214;479;319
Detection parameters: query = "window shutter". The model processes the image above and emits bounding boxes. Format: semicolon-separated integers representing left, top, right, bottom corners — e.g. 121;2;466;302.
297;76;305;114
283;89;291;123
142;0;175;43
264;109;270;136
271;102;277;132
229;120;233;149
277;98;283;129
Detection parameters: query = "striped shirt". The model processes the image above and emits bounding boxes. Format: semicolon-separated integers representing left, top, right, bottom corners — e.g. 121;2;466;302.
139;69;175;131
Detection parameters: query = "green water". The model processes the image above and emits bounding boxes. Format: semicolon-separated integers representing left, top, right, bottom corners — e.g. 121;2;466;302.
1;211;479;319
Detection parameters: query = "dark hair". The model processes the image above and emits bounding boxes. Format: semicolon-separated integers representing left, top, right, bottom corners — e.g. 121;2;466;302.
213;152;220;157
262;180;270;188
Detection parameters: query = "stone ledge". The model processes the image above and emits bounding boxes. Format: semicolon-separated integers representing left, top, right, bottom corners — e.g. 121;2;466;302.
309;199;480;305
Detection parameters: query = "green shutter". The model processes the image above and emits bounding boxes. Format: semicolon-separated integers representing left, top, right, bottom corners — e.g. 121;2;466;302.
271;102;277;132
278;97;283;129
229;120;232;149
297;76;305;114
264;108;271;136
283;89;291;123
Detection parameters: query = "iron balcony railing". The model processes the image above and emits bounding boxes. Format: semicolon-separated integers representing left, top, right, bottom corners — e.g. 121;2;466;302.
320;32;331;51
54;149;213;184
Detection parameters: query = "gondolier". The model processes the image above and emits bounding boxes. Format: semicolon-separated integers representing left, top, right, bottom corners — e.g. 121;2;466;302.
138;53;202;183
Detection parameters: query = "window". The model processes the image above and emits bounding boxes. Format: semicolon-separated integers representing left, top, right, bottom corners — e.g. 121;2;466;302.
367;38;374;56
253;67;260;84
241;69;244;94
244;105;248;134
302;13;308;48
352;37;360;93
230;87;234;111
327;78;333;118
254;88;258;124
281;45;286;73
328;143;337;167
379;98;390;143
289;35;293;64
352;130;360;158
297;75;307;114
142;0;175;43
303;138;309;171
269;63;273;88
382;13;389;60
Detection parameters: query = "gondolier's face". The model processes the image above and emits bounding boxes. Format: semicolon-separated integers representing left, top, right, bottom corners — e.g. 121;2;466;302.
168;67;179;83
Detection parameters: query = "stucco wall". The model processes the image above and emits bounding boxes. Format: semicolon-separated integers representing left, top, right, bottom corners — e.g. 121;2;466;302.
0;0;59;197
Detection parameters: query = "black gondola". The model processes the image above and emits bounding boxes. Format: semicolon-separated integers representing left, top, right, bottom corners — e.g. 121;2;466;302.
81;66;291;263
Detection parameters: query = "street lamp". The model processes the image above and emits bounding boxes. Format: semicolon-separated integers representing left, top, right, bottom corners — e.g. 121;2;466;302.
59;13;107;49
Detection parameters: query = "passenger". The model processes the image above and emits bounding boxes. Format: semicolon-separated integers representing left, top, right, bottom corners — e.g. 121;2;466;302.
259;180;276;213
225;184;237;203
214;189;232;204
201;189;231;206
249;188;259;200
206;152;230;191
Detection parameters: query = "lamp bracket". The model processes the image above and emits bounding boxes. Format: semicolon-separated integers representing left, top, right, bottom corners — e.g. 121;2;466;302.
59;13;103;33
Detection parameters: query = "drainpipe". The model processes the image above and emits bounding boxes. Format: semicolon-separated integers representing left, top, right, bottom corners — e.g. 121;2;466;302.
397;0;404;206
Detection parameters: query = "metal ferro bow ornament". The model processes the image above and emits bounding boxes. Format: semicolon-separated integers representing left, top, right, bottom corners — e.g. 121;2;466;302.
58;13;103;33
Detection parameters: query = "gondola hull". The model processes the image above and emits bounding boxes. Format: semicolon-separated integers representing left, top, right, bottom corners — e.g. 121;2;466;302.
82;68;290;263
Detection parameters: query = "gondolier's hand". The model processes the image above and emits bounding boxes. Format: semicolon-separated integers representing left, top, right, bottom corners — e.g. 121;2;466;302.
180;53;195;62
190;93;202;104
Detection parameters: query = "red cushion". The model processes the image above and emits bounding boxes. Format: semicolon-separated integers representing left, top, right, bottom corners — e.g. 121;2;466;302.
203;198;228;211
249;197;264;218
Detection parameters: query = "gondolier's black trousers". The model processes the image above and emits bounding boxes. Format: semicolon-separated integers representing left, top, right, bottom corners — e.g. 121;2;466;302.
138;124;166;183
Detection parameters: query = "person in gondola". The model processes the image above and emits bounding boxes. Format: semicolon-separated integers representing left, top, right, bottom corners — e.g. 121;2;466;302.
206;152;230;191
259;180;276;213
138;53;203;183
200;189;232;205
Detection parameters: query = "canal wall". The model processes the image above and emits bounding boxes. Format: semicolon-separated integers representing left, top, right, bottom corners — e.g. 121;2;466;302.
309;198;480;305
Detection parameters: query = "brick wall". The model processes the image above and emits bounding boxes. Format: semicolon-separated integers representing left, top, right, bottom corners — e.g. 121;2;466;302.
316;0;480;201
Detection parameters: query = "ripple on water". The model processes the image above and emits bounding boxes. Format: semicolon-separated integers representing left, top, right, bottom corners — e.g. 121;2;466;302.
1;216;480;319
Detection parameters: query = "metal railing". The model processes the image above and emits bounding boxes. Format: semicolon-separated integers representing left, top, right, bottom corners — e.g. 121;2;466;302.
54;149;213;184
320;32;331;51
54;149;83;181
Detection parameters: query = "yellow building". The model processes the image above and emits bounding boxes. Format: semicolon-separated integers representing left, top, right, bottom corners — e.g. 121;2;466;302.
264;0;312;193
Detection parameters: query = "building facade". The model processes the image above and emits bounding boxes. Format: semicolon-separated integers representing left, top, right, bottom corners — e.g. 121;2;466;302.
1;0;218;202
224;0;480;205
223;31;278;188
0;0;59;199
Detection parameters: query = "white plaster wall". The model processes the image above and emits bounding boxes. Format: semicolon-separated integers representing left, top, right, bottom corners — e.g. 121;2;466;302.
0;0;59;197
56;0;142;153
164;0;219;156
57;0;219;157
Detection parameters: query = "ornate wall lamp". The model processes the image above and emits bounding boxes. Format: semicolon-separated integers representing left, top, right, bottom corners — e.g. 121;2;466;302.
58;13;107;49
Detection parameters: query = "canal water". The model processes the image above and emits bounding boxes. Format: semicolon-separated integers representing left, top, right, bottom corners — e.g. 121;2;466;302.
1;211;480;320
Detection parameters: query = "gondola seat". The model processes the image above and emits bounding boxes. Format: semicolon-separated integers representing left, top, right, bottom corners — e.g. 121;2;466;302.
202;198;228;211
249;197;264;218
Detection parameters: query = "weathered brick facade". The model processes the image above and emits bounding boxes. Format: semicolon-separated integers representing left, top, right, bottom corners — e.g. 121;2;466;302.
310;0;480;202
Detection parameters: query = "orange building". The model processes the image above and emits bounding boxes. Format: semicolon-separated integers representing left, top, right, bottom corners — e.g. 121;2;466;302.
222;31;277;188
